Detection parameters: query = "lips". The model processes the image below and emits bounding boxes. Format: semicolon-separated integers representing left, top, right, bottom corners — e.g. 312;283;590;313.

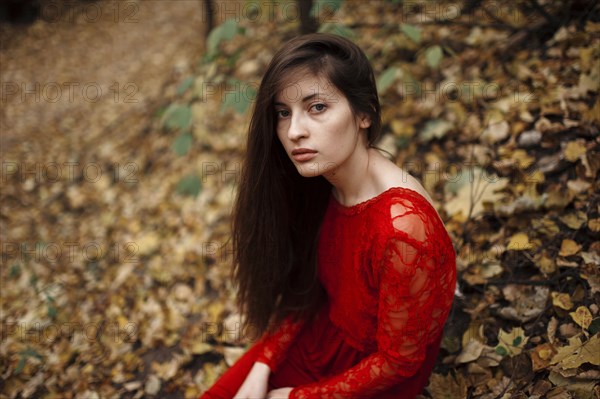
291;148;317;162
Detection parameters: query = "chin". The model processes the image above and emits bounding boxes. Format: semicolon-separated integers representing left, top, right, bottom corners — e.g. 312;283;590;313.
295;162;326;177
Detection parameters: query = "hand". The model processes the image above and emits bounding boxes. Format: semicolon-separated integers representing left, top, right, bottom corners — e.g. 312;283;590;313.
233;362;270;399
267;387;293;398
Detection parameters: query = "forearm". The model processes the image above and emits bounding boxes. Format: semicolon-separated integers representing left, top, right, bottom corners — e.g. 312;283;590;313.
254;360;272;374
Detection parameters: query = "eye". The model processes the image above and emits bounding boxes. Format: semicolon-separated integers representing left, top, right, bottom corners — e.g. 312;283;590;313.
276;109;290;118
310;103;327;112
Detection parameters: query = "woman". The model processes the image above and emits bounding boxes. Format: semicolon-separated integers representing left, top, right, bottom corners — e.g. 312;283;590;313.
200;33;456;399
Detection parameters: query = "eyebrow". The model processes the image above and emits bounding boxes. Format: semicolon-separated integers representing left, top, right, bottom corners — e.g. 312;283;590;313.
274;93;320;107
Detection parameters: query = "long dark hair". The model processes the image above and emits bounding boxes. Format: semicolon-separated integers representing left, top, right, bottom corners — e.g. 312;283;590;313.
231;33;382;339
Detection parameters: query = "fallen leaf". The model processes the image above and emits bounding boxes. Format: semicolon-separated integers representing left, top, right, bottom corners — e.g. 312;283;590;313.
480;120;510;144
426;372;468;399
144;375;161;396
550;334;600;369
559;211;588;230
559;239;582;257
531;343;557;371
507;232;534;251
552;292;574;310
563;140;587;162
588;218;600;232
456;339;485;363
569;306;592;330
496;327;529;356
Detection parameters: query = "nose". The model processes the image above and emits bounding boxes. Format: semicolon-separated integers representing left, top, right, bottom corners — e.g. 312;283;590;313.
287;113;308;141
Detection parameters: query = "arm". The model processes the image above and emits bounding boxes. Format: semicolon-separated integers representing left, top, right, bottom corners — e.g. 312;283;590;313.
255;314;307;373
289;210;455;398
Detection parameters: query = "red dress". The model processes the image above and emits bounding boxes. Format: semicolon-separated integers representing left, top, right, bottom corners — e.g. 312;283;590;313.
200;187;457;399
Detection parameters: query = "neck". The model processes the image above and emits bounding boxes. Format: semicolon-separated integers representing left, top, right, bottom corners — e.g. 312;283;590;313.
324;142;382;207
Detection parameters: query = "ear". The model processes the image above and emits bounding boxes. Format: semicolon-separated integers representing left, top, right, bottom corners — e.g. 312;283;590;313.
358;113;371;129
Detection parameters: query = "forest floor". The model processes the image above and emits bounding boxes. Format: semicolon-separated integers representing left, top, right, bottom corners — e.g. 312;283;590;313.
1;1;599;398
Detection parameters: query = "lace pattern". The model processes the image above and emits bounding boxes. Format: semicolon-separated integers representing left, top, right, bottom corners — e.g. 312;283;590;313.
255;187;456;398
255;315;306;373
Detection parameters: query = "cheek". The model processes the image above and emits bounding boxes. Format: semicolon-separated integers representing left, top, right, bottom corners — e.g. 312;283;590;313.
276;121;289;141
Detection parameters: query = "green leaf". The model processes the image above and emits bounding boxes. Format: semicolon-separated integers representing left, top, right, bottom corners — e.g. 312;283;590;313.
207;19;239;56
377;67;399;95
172;132;193;156
16;346;43;373
221;79;256;114
419;119;453;142
9;263;20;279
176;76;195;95
425;45;443;68
162;104;192;130
176;174;202;198
317;23;355;39
311;0;343;17
395;136;411;149
495;345;508;356
47;303;57;319
400;23;421;43
15;356;26;374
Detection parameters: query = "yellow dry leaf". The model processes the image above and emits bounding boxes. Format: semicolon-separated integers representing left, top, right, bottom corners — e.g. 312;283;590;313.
526;169;545;186
570;306;592;330
559;211;588;230
496;327;529;355
191;341;213;355
207;301;224;325
548;316;559;344
559;239;582;257
511;149;535;169
588;218;600;232
551;292;574;310
564;140;587;162
551;334;600;369
507;232;533;251
444;167;508;219
462;322;485;348
137;231;161;256
533;217;560;236
538;252;557;274
579;46;594;72
391;119;415;138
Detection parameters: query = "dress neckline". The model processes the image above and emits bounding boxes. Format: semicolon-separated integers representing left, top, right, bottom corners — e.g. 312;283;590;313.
330;186;435;216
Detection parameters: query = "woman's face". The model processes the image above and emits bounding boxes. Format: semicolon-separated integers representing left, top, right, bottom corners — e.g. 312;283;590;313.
274;72;371;178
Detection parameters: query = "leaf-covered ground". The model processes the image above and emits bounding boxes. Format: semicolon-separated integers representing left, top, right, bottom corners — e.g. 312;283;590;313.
1;1;599;398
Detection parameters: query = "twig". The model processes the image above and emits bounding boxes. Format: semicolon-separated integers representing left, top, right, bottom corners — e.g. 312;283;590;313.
486;269;585;288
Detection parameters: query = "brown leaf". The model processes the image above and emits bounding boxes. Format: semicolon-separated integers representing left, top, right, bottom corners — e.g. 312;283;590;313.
426;372;468;399
531;343;557;371
456;340;485;364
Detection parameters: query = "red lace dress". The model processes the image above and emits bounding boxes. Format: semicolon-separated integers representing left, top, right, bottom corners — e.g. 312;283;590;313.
255;187;457;398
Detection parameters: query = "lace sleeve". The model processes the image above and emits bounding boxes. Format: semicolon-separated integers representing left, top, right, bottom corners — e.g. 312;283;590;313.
289;200;455;399
255;315;306;373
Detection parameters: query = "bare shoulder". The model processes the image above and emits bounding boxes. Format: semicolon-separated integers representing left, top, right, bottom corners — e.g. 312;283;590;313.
373;154;435;208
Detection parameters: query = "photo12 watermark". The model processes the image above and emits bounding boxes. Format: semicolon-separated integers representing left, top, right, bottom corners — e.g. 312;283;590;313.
2;162;139;184
39;1;140;24
1;241;140;265
201;1;342;24
1;82;139;104
2;320;138;345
